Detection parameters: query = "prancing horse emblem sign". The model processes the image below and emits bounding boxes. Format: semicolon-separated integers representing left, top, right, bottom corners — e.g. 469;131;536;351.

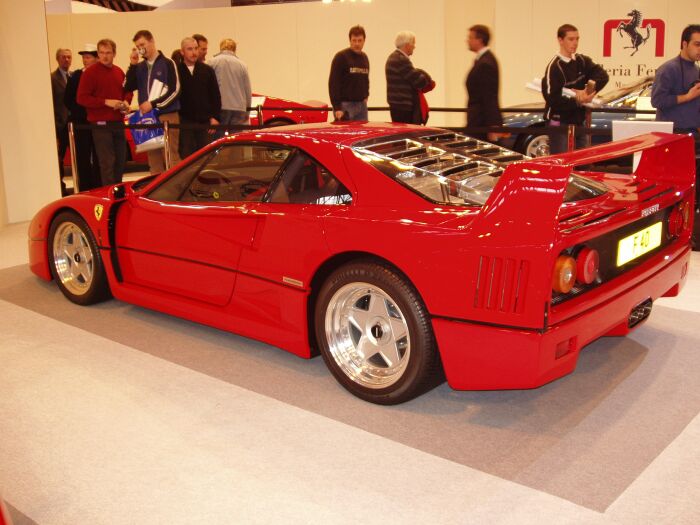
94;204;104;221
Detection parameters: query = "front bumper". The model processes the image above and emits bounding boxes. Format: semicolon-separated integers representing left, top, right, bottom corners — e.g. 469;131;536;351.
433;245;691;390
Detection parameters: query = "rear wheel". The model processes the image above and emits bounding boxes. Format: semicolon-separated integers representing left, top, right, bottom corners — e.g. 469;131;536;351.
48;211;111;305
315;260;442;404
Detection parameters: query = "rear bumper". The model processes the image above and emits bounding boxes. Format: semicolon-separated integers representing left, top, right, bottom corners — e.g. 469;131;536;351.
433;245;691;390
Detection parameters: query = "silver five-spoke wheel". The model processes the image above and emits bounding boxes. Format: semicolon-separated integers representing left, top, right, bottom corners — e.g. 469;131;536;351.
52;221;95;296
325;282;411;389
48;211;111;305
315;260;442;404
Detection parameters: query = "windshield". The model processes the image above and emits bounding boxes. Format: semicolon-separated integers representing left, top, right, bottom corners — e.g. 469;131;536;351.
353;131;608;206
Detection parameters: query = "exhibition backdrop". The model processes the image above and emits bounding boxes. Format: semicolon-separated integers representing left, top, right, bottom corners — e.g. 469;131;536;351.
0;0;696;224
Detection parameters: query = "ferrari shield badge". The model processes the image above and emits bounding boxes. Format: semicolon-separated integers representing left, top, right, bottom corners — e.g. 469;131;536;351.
94;204;104;221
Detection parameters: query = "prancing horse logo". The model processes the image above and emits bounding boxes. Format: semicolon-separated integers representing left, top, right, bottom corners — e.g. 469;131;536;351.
616;9;652;56
94;204;104;221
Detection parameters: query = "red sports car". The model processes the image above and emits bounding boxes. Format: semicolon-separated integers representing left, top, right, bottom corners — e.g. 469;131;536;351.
29;122;694;404
249;94;328;126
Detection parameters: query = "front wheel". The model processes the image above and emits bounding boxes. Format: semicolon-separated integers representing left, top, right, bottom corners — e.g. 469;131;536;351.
315;261;442;404
48;211;111;305
523;134;550;157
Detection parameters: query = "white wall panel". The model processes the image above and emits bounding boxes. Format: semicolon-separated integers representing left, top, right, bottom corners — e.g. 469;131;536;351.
0;0;61;225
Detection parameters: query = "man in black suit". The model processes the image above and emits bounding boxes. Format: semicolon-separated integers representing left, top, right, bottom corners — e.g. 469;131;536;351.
51;48;72;194
465;25;502;142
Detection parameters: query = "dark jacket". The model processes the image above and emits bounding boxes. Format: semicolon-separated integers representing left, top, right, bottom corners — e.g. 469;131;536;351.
385;49;432;111
51;68;69;128
466;49;502;128
328;48;370;109
125;51;180;114
64;68;87;123
542;53;609;124
177;61;222;123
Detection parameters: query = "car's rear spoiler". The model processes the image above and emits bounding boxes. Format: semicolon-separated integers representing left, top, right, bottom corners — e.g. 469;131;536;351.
474;132;695;242
462;132;694;328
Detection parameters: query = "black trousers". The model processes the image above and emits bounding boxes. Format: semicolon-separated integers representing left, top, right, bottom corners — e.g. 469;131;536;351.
92;124;127;187
390;107;421;125
55;124;69;191
73;124;101;191
179;120;212;159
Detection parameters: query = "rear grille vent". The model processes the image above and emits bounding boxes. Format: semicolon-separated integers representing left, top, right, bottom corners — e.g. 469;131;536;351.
474;256;530;313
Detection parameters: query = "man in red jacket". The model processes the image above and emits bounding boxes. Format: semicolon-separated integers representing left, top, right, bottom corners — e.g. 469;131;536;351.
77;38;132;186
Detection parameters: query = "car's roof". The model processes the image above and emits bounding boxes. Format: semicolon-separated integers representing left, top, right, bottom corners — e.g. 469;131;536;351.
221;121;431;147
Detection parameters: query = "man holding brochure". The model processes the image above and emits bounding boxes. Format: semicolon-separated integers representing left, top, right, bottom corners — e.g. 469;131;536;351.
125;29;181;175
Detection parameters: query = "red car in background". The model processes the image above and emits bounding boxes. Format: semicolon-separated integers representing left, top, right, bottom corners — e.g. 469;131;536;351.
63;94;328;168
32;123;694;404
249;93;328;126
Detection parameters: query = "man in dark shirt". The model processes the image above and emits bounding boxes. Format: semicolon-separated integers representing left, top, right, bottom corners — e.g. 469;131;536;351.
328;25;370;121
177;37;221;159
542;24;609;153
465;24;502;141
64;44;101;191
385;30;433;124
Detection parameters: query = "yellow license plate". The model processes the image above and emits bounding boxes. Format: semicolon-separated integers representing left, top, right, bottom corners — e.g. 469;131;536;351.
616;222;662;266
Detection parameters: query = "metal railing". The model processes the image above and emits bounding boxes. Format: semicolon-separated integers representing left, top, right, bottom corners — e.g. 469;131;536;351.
65;104;659;193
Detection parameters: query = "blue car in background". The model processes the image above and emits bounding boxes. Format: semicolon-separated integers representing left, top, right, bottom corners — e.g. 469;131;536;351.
501;77;655;157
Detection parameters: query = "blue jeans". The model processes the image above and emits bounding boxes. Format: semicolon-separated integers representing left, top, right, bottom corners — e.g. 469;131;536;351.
340;101;368;121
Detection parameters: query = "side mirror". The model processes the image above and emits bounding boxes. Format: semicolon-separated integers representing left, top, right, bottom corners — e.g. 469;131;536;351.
110;183;132;201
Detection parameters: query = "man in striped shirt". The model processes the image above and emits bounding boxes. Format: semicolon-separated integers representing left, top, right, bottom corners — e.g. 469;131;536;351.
385;31;433;124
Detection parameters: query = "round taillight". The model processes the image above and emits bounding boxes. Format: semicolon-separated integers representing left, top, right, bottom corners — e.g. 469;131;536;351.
552;255;577;294
669;204;684;237
669;201;691;237
576;247;599;285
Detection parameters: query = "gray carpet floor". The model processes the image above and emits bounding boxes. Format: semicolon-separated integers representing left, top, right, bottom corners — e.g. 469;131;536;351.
2;264;699;515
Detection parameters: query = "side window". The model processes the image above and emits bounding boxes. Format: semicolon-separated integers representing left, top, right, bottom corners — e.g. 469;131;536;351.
148;144;291;203
268;151;352;205
147;153;211;201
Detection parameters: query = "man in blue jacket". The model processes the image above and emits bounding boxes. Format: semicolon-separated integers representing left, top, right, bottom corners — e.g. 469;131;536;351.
125;29;181;174
652;24;700;250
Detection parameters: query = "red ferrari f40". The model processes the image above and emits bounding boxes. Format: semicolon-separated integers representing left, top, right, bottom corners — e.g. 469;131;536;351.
29;123;695;404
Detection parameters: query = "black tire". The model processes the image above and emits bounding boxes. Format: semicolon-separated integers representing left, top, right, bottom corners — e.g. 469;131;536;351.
48;210;111;305
314;260;443;404
264;118;295;127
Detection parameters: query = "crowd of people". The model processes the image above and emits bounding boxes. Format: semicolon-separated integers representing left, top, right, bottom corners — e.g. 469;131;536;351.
51;23;699;221
51;31;250;193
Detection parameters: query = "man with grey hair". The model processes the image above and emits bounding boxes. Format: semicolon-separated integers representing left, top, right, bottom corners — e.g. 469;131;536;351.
209;38;252;137
51;48;72;194
385;30;433;124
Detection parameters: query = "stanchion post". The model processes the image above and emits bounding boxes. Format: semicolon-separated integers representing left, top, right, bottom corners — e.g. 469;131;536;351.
67;122;79;194
567;124;575;152
584;107;592;148
163;120;170;170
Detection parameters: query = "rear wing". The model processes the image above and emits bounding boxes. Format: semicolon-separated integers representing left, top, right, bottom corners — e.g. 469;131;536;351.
463;132;694;328
473;132;695;244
